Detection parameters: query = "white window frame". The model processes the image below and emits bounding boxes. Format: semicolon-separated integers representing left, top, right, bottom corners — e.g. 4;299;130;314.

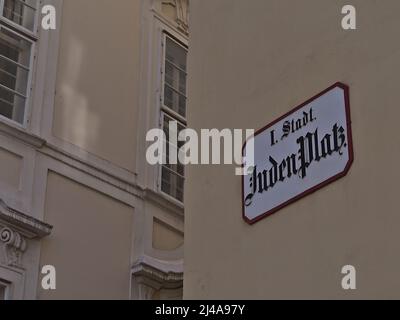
0;0;40;38
0;266;24;299
161;32;188;125
0;279;10;300
0;0;39;127
158;31;188;204
160;112;186;202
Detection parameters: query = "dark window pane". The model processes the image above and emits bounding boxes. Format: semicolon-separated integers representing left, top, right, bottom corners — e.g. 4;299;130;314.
3;0;37;31
0;28;32;123
163;36;187;118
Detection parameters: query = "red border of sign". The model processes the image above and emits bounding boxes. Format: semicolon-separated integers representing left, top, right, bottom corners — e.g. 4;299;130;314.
242;82;354;225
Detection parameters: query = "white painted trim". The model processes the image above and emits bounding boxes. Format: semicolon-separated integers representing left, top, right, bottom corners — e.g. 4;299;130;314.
0;279;10;300
131;255;183;300
135;255;183;275
0;20;36;127
129;3;187;300
30;0;63;136
0;0;40;38
33;153;140;222
0;119;45;147
136;2;188;202
31;0;62;136
143;188;184;216
0;132;36;214
0;265;25;300
0;199;52;238
39;143;142;198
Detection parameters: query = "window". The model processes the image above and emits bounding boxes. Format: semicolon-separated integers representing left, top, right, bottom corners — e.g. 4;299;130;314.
160;34;188;202
0;281;8;300
0;0;38;125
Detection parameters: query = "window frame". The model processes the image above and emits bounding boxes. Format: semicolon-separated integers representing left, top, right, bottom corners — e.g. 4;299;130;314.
160;111;186;202
0;0;40;38
159;31;188;204
160;32;188;125
0;0;39;127
0;279;10;300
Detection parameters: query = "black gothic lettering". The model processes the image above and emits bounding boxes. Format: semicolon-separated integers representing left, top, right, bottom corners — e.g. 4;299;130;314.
245;123;348;206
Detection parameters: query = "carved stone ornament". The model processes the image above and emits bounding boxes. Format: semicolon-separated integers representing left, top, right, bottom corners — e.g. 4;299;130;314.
0;227;27;268
161;0;189;34
132;256;184;300
0;199;53;270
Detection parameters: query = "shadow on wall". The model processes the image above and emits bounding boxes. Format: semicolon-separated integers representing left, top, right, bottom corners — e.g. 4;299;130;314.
52;0;140;172
55;36;99;150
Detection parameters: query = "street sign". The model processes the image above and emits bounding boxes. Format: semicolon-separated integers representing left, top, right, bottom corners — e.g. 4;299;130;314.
242;83;353;224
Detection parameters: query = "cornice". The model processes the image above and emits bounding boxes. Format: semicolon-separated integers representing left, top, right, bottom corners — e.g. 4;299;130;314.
0;199;52;239
40;142;144;199
0;120;46;148
143;188;184;217
152;0;189;37
132;255;184;290
0;120;184;217
0;199;52;269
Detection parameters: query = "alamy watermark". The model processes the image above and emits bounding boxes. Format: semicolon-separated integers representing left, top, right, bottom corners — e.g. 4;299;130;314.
39;4;356;32
341;265;357;290
146;121;255;176
41;265;56;290
41;5;56;30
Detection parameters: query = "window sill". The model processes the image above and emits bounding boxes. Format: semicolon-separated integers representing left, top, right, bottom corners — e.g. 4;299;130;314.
0;117;46;148
143;188;184;216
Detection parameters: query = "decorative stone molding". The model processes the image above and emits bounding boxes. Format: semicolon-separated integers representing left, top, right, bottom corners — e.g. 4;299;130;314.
0;120;46;149
143;188;184;217
175;0;189;33
0;227;26;268
160;0;189;34
0;200;53;239
133;262;184;284
136;282;157;300
0;199;52;269
132;255;183;300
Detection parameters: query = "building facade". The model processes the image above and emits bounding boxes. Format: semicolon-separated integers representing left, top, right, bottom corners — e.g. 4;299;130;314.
0;0;188;300
184;0;400;299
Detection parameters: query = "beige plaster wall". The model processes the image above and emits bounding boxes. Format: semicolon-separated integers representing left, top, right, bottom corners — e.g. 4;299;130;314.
52;0;141;172
153;218;184;251
0;147;21;189
38;172;133;300
184;0;400;299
